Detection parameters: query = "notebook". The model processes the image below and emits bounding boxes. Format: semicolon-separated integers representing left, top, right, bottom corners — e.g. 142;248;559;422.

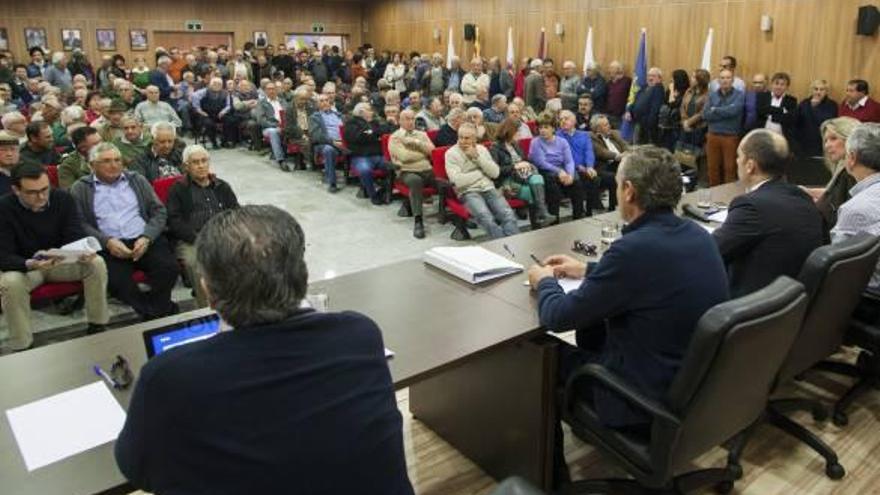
424;246;523;284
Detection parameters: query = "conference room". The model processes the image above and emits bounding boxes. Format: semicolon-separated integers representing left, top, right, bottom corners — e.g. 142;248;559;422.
1;0;880;494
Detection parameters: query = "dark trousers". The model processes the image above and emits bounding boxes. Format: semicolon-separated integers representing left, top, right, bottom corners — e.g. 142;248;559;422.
399;170;436;217
593;161;619;211
542;172;587;220
101;236;179;319
200;113;240;145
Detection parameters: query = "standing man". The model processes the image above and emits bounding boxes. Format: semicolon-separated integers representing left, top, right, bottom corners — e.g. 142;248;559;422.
460;57;490;105
524;59;546;114
754;72;798;146
703;69;744;185
743;73;767;131
709;56;746;93
626;67;665;145
604;61;632;129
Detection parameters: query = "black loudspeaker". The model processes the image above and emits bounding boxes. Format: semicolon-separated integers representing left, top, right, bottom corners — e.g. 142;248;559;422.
464;24;476;41
857;5;880;35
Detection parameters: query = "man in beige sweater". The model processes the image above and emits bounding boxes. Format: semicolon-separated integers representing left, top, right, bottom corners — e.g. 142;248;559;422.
389;109;436;239
444;123;520;239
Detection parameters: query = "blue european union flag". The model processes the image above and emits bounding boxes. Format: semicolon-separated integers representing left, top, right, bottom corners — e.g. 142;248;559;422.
620;30;647;142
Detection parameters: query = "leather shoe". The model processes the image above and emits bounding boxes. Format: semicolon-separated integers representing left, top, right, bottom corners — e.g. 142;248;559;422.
413;220;426;239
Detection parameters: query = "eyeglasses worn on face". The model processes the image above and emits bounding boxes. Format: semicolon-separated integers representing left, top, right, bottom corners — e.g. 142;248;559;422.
21;186;50;197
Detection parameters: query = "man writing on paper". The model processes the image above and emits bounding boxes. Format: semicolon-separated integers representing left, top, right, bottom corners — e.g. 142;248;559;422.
0;163;109;352
526;146;728;486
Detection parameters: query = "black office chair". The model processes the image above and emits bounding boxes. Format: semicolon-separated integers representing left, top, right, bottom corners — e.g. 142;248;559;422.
490;476;546;495
561;277;808;494
726;233;880;480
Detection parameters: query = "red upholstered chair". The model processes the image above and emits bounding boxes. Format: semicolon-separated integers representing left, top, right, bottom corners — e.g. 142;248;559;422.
341;124;391;201
518;137;533;159
526;120;538;136
30;282;83;306
387;133;437;217
151;176;182;205
426;129;440;144
45;165;60;188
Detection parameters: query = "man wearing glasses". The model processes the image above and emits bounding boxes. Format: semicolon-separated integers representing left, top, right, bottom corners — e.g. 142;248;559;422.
0;161;110;352
70;143;180;321
709;55;746;94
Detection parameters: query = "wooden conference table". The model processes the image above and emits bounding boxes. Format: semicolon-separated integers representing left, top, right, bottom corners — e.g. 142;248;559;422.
0;183;744;495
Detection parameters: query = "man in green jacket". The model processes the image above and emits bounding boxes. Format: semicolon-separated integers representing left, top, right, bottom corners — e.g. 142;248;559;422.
58;126;101;189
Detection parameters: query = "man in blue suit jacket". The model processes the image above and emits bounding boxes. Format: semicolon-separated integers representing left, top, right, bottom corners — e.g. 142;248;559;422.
627;67;666;145
528;146;729;482
148;55;175;102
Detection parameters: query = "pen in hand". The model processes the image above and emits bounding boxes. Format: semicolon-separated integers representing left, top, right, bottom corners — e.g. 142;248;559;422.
530;254;544;266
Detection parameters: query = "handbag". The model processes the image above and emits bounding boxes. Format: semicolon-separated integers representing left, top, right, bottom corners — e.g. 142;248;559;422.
674;131;704;170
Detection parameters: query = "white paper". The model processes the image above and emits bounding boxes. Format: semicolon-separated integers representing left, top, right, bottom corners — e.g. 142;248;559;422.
707;210;728;223
699;223;716;233
6;381;126;471
558;278;583;293
43;236;102;264
384;348;394;359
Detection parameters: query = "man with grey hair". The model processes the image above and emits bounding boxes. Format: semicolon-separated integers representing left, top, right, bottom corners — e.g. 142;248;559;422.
605;60;632;128
309;93;346;191
44;52;72;94
626;67;665;145
559;61;581;111
528;146;728;484
115;205;414;494
832;123;880;290
435;107;466;147
416;96;446;131
483;94;508;124
148;55;175;102
343;102;392;205
166;144;239;307
578;62;608;113
1;111;27;144
524;58;547;114
70;142;180;320
390;108;436;238
712;129;824;297
131;122;183;181
445;123;519;239
134;85;182;129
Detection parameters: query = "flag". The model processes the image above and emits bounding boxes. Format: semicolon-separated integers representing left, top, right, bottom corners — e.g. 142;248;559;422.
538;28;545;59
582;26;595;75
446;26;455;69
474;26;481;58
620;28;647;142
506;27;514;70
700;28;714;70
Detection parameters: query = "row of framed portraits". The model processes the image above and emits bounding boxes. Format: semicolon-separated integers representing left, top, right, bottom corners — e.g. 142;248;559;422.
0;27;149;52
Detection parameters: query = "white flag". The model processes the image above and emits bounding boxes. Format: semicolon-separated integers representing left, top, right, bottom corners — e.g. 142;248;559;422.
700;28;714;70
446;26;455;70
506;27;514;69
583;26;595;75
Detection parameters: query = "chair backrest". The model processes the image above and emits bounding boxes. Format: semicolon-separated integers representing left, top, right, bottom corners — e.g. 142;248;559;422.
151;175;182;205
662;276;808;472
338;124;348;150
431;145;452;181
526;120;537;136
777;233;880;383
45;164;59;188
380;133;391;161
517;137;532;159
426;128;440;144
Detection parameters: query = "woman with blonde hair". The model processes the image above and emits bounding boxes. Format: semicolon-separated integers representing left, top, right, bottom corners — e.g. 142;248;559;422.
802;116;860;230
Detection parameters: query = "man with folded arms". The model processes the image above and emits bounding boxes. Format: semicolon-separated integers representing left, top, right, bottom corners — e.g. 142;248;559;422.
70;143;179;321
0;163;109;351
390;109;435;239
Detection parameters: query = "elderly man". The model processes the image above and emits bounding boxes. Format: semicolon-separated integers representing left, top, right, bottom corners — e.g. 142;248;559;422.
415;96;445;131
232;79;261;149
148;56;176;102
704;68;745;185
70;143;179;321
115;80;140;111
578;63;608;114
256;81;297;171
192;77;235;149
113;116;151;168
134;85;182;129
422;53;447;97
44;52;73;94
461;57;490;105
166;145;239;307
605;61;632;128
1;112;27;145
524;59;547;114
527;146;728;485
0;131;21;195
743;73;768;131
343;103;392;205
115;205;413;494
559;61;581;111
435;107;466;147
58;126;102;189
131;122;184;182
0;163;110;352
309;93;346;192
483;94;508;124
19;121;61;168
557;110;597;216
93;99;127;142
390;109;436;238
626;67;665;145
590;114;628;211
839;79;880;123
467;86;491;112
404;91;423;113
445;123;519;239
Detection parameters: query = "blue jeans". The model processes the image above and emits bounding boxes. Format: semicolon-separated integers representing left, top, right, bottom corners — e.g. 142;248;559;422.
351;155;388;200
262;127;285;162
317;145;340;186
462;189;520;239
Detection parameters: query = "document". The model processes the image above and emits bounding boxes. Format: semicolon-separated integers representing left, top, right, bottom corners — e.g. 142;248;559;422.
42;236;102;263
557;278;583;293
384;348;395;359
424;246;523;284
707;210;728;223
6;381;126;471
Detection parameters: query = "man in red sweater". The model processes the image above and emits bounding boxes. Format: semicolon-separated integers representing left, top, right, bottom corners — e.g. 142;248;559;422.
839;79;880;123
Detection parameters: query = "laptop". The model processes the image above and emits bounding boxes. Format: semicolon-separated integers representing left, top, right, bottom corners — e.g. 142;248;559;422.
142;313;223;358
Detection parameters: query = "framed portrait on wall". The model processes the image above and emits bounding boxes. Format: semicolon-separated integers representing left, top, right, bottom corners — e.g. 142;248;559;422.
61;29;83;51
24;28;48;51
96;28;116;51
130;29;148;51
0;29;8;51
254;31;269;48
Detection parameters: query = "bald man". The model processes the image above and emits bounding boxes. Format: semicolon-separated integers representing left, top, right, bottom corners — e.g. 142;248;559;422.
711;129;824;297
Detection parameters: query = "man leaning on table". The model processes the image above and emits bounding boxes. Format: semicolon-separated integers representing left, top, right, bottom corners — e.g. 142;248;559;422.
527;145;729;486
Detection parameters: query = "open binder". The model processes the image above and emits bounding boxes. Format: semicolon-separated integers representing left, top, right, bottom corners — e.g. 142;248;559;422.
424;246;523;284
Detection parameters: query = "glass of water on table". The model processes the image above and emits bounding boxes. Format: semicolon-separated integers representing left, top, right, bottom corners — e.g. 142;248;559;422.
600;222;621;249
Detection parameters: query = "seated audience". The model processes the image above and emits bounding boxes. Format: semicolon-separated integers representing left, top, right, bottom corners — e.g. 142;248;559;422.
483;94;508;124
70;143;180;320
113;116;151;168
93;99;127;142
19;121;61;168
575;95;594;131
703;68;744;185
166;145;239;307
0;163;109;352
415;96;446;131
557;110;598;215
343;103;391;205
309;93;346;192
256;81;295;171
590;114;627;210
795;79;838;158
130;122;184;182
445;123;519;239
712;129;825;298
507;103;534;140
529;113;587;221
839;79;880;123
134;85;182;129
489;118;550;226
193;77;236;149
467;87;491;112
389;109;436;238
526;145;728;483
465;107;491;141
1;112;28;144
114;205;414;495
58;126;102;189
434;107;466;147
0;131;21;195
831;123;880;291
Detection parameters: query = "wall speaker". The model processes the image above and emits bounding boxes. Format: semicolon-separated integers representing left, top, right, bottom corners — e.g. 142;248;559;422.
464;24;476;41
857;5;880;35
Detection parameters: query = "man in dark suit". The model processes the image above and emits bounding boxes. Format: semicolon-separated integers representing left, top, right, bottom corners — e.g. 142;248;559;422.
115;205;414;495
713;129;825;298
528;146;729;484
627;67;665;145
753;72;798;145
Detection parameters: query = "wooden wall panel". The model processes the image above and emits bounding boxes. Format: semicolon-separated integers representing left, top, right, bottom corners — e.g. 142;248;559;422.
2;0;364;66
363;0;880;100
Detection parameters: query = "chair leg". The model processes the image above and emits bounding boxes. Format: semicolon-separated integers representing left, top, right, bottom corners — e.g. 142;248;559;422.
766;407;846;479
832;375;878;427
450;218;471;241
770;397;828;422
724;420;760;480
813;360;862;379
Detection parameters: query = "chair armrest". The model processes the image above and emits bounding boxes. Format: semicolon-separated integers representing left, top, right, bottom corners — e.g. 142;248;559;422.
564;363;680;428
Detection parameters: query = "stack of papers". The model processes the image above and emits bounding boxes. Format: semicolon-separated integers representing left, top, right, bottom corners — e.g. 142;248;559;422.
43;237;102;264
424;246;523;284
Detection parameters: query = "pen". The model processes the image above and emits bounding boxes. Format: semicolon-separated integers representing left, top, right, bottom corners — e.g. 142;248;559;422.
93;365;118;389
530;254;544;266
503;244;515;258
